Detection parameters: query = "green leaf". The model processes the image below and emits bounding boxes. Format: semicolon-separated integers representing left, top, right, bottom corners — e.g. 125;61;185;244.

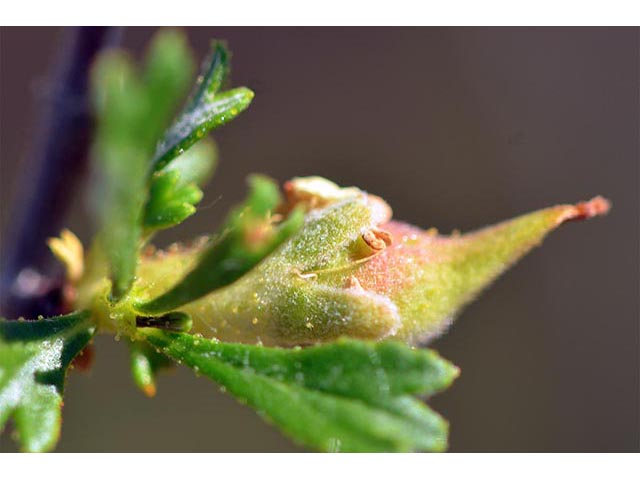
91;33;254;299
153;87;253;173
184;41;230;113
128;340;173;397
143;29;195;142
137;175;304;314
141;331;458;452
92;52;151;300
143;140;217;231
151;41;253;173
0;311;95;452
143;170;202;229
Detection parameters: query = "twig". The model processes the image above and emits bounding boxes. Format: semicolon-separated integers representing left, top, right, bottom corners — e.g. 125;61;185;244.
0;27;122;318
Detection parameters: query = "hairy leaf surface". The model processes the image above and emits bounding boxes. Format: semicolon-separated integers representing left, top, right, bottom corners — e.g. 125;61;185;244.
138;175;304;314
141;330;458;452
128;179;610;345
151;41;253;172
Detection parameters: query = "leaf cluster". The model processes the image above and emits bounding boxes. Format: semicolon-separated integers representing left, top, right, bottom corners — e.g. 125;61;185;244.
0;29;460;453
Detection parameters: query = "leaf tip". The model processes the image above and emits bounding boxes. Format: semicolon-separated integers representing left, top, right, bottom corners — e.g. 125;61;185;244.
559;196;611;224
143;384;157;398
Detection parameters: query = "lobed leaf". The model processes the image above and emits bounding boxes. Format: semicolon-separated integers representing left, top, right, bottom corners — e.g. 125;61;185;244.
143;141;217;231
151;41;253;173
141;330;458;452
91;31;247;299
0;311;95;452
143;171;202;229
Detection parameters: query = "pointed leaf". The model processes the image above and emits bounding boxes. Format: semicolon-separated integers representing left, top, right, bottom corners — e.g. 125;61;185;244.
0;311;95;452
141;330;458;452
184;41;230;113
143;170;202;229
151;41;252;173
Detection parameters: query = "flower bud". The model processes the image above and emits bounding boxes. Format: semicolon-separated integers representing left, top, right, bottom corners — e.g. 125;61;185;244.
136;177;609;346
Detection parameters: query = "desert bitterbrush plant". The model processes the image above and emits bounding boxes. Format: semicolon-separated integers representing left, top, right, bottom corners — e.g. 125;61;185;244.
0;29;610;452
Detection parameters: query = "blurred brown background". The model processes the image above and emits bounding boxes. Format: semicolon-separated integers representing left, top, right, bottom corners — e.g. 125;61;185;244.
1;27;638;452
